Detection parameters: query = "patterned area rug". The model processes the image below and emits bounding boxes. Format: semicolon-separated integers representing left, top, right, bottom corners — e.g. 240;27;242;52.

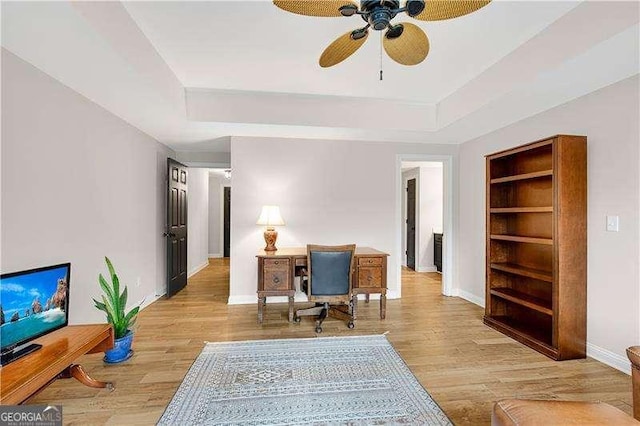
158;335;452;425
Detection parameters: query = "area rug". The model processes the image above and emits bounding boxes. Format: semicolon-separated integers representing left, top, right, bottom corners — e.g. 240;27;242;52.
158;335;452;425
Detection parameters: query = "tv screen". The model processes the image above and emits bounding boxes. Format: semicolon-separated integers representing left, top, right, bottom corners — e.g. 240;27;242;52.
0;263;70;352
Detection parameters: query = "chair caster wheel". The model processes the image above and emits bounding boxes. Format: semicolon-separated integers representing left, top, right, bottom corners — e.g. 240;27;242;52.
315;326;322;333
294;315;301;323
348;321;355;329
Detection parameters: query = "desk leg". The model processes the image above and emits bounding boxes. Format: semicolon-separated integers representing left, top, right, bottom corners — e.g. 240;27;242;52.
365;294;370;303
62;364;114;391
288;296;294;322
351;295;358;327
380;292;387;320
258;297;266;324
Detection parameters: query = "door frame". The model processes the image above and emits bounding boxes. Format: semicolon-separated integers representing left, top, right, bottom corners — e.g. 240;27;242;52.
406;177;417;270
219;182;231;257
395;154;454;297
166;158;189;298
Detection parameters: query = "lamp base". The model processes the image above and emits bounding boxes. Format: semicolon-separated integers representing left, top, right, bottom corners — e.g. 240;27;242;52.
264;228;278;252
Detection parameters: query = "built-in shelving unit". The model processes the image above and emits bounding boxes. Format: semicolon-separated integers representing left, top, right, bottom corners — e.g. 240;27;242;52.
484;135;587;361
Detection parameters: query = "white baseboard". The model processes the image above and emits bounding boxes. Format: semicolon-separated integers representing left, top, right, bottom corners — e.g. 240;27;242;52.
208;253;222;258
587;343;631;375
227;295;258;305
417;266;437;273
140;292;163;310
187;260;209;278
457;289;485;308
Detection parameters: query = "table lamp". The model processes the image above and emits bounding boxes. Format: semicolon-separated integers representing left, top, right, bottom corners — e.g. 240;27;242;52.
257;205;285;252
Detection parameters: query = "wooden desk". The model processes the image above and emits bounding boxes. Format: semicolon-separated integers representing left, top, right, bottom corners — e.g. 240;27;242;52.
0;324;114;405
256;247;389;323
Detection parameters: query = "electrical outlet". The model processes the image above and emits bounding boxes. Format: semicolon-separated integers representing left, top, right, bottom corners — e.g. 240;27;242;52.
606;215;619;232
136;277;142;287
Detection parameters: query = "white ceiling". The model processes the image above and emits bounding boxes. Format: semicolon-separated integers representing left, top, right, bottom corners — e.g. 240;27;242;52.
122;0;578;103
1;1;639;149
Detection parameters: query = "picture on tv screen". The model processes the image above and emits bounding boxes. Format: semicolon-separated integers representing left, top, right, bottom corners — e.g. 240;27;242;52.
0;263;70;351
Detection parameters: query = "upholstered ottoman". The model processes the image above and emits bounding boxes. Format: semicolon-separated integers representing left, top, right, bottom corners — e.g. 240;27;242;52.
492;345;640;425
492;399;638;425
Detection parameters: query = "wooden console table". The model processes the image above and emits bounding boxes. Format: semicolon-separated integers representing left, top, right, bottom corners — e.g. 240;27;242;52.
0;324;114;405
256;247;389;323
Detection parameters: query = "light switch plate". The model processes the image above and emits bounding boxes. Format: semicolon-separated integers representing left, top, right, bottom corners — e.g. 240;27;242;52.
606;215;619;232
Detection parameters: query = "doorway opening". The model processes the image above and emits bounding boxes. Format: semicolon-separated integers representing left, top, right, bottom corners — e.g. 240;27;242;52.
208;169;232;259
396;155;453;297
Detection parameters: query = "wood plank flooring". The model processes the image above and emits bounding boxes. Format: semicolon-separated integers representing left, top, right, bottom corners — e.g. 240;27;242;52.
27;259;632;425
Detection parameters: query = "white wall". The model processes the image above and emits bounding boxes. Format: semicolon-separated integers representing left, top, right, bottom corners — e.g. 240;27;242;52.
458;75;640;372
208;172;231;257
418;165;443;271
1;49;175;324
230;136;458;304
186;168;209;276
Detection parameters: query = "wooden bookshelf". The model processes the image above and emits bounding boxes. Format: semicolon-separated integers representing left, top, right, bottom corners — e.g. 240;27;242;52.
484;135;587;361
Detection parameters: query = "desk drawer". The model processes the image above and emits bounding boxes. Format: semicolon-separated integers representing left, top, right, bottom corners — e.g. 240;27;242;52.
263;258;289;269
358;257;382;266
356;266;383;288
263;269;290;291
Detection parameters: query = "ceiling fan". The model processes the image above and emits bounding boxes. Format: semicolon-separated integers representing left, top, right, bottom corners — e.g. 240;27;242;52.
273;0;491;67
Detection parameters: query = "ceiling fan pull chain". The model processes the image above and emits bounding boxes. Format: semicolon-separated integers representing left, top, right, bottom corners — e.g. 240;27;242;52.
379;31;383;81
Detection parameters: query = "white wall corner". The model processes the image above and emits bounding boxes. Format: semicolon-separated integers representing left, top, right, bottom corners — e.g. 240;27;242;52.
457;289;485;308
586;343;632;375
187;260;209;278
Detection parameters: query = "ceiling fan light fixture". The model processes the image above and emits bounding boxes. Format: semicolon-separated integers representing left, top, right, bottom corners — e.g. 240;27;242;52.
351;28;368;40
339;4;358;16
405;0;426;17
385;23;404;39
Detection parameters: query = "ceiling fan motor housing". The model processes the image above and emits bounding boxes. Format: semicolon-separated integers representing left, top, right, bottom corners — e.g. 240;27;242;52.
361;0;400;31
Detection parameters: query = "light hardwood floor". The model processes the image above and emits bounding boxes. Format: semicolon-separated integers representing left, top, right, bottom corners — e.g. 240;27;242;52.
29;258;632;425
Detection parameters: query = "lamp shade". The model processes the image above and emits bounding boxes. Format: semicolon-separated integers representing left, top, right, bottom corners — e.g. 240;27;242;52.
256;205;285;226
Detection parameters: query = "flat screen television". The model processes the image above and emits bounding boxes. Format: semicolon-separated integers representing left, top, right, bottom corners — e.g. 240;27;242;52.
0;263;70;365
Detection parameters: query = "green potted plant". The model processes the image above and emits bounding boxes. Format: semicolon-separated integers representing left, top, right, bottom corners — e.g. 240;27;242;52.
93;257;140;364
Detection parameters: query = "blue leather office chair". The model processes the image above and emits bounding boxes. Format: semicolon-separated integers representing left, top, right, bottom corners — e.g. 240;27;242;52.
294;244;356;333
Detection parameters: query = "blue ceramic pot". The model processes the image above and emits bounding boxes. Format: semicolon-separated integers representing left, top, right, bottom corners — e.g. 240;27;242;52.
104;330;134;364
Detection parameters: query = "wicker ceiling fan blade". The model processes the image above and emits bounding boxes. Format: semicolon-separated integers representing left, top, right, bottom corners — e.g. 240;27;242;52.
413;0;491;21
383;23;429;66
319;29;369;67
273;0;359;17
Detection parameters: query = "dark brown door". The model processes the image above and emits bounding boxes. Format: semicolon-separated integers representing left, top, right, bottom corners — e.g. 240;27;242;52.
406;178;416;270
223;187;231;258
166;159;188;297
